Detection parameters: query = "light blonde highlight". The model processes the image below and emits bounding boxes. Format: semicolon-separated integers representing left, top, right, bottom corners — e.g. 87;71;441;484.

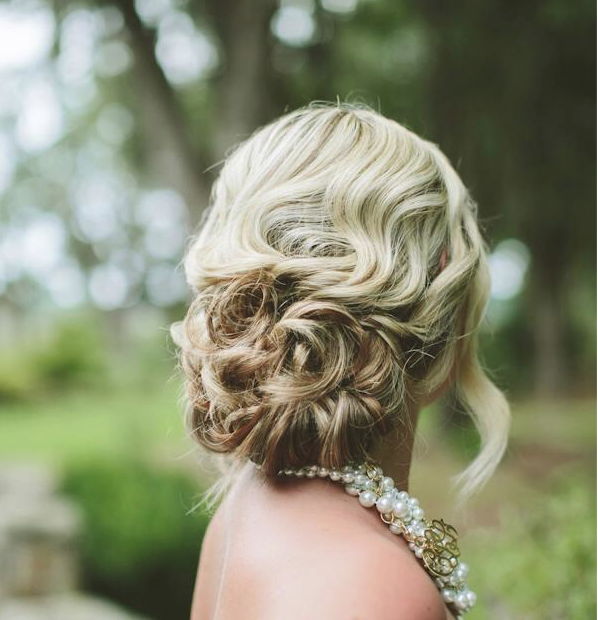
172;101;510;511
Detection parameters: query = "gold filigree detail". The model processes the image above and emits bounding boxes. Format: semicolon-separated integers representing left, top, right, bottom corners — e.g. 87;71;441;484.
421;518;461;577
364;461;382;481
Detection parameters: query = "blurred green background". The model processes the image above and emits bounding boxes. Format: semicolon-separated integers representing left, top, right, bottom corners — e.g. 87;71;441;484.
0;0;595;619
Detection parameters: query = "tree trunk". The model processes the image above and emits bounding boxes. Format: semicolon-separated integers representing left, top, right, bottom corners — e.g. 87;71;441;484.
528;264;568;397
207;0;278;159
116;0;210;211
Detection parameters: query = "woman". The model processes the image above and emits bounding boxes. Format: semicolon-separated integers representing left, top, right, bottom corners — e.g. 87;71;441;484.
172;102;510;620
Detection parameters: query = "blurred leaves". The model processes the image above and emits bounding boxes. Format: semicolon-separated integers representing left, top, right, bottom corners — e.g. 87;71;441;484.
465;467;596;620
31;319;107;388
0;318;107;402
0;0;594;396
61;459;209;620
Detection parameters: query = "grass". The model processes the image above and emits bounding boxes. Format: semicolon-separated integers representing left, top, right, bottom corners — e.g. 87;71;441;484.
509;397;596;451
0;378;191;467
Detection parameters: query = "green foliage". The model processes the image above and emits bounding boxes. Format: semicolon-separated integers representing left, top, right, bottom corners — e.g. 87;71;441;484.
32;320;107;389
480;308;535;396
0;319;108;403
0;354;37;402
61;459;210;620
466;468;596;620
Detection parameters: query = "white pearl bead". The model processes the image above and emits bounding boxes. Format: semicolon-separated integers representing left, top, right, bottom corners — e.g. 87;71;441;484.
414;547;423;558
363;479;377;491
467;590;477;606
380;476;394;491
317;467;329;477
457;562;469;578
455;592;469;609
353;473;368;487
392;500;409;518
295;470;305;477
358;490;377;507
306;470;316;478
284;468;293;475
345;484;360;496
375;495;394;514
398;491;409;501
408;497;419;507
389;523;402;535
441;589;454;603
341;472;354;484
367;465;383;478
329;469;341;481
449;572;461;586
411;507;424;520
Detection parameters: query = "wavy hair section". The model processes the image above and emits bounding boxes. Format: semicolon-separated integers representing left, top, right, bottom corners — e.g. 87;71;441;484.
171;102;510;510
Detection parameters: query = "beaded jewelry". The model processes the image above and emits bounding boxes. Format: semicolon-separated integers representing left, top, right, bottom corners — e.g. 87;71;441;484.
276;461;477;618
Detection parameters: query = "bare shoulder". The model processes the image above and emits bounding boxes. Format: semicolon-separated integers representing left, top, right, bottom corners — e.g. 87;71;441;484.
198;468;450;620
264;530;447;620
190;501;228;620
320;539;446;620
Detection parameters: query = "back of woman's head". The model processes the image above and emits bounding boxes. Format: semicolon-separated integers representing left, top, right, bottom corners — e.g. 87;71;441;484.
172;102;510;504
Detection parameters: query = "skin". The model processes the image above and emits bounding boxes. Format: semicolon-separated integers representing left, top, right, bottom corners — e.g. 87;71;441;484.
190;390;457;620
190;250;456;620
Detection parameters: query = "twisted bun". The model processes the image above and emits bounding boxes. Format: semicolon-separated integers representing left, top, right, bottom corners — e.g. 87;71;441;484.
172;102;510;500
178;267;411;475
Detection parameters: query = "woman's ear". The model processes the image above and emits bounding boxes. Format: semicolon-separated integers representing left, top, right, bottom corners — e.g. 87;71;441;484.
433;247;448;280
439;247;448;271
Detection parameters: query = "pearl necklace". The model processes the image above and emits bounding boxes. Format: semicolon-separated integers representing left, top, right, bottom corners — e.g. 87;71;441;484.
276;461;477;618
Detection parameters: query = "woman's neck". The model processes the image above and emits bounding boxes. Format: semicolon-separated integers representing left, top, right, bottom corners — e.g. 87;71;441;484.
367;401;420;493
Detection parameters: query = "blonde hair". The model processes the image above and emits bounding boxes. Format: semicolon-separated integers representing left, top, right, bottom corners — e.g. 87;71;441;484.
171;102;510;509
